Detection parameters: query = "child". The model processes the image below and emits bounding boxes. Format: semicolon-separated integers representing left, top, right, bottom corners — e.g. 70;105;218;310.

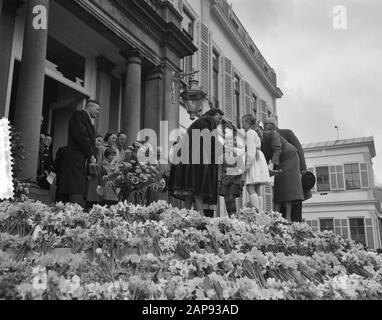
242;114;270;211
100;147;119;206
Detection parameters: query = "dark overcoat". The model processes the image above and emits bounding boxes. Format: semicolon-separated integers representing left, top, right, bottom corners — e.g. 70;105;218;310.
59;110;96;195
168;115;220;205
262;131;304;203
278;129;307;172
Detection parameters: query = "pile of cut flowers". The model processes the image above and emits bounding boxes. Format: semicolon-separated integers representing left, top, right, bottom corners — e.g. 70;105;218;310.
0;199;382;300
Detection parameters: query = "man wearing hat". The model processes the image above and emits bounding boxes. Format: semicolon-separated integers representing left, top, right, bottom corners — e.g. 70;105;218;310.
264;117;314;222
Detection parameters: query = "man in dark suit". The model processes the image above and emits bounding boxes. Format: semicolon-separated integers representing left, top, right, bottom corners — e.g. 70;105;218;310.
264;118;311;222
59;100;100;208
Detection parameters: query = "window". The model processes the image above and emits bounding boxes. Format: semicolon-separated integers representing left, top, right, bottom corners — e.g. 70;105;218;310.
305;220;319;232
181;56;193;75
334;219;349;238
345;163;361;190
316;167;330;192
212;50;219;108
182;8;194;39
320;219;334;232
349;218;366;245
234;76;241;128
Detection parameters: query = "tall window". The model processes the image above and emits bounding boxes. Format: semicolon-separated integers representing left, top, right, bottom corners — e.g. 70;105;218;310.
349;218;366;245
234;76;241;128
316;167;330;192
182;8;194;38
345;163;361;190
320;219;334;232
212;50;219;108
181;7;194;75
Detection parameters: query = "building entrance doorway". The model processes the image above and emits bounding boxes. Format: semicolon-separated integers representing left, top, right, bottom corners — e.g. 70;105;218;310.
9;62;87;179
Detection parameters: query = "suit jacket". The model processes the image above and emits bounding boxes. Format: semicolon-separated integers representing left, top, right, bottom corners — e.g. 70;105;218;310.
59;110;96;195
278;129;307;172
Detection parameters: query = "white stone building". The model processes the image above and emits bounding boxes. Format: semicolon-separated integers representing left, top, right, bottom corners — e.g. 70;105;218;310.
302;137;382;251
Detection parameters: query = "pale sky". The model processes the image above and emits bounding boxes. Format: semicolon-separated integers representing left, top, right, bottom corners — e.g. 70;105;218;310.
230;0;382;185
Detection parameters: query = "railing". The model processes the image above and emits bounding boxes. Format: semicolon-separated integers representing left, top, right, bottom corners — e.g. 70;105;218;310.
215;0;277;86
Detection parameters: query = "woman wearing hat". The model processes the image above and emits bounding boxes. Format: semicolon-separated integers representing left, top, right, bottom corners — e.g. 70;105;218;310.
261;128;304;222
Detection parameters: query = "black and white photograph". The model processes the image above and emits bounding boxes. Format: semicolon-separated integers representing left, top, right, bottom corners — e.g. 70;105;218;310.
0;0;382;306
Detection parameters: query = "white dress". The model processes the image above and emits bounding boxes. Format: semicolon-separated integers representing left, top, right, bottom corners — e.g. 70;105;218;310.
245;129;270;185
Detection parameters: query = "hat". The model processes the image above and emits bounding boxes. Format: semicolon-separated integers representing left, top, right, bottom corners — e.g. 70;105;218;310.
301;171;316;192
264;117;278;128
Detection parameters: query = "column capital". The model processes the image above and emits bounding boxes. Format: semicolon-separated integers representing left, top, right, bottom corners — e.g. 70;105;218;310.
96;55;116;73
145;64;164;80
120;49;143;64
3;0;25;15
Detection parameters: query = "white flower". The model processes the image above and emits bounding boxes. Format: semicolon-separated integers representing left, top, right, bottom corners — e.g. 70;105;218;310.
95;248;103;255
32;273;48;291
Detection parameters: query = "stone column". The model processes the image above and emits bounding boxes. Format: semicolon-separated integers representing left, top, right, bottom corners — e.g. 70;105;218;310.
13;0;50;180
0;0;24;117
120;49;142;145
143;65;163;143
163;64;180;138
95;55;115;136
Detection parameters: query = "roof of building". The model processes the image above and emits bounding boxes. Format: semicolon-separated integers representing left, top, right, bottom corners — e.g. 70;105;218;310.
303;137;376;158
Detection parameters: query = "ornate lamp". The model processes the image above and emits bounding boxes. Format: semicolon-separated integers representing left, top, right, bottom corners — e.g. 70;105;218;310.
172;70;207;121
181;77;207;120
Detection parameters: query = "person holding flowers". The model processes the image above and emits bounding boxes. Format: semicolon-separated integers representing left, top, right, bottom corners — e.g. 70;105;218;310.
241;114;270;211
99;147;119;206
86;134;105;209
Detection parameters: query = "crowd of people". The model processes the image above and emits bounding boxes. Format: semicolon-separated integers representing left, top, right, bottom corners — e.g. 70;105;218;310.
38;100;315;223
167;109;316;223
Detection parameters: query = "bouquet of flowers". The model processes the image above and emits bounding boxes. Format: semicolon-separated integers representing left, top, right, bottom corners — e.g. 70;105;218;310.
102;141;166;203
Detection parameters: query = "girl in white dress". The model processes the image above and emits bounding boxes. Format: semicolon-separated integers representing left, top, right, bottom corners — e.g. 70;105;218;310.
242;114;270;211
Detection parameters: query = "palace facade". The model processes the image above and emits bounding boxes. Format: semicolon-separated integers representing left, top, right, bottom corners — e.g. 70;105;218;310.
0;0;196;181
1;0;283;215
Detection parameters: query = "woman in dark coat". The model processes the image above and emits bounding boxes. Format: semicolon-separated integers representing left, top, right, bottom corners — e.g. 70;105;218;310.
261;130;304;222
168;109;224;215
